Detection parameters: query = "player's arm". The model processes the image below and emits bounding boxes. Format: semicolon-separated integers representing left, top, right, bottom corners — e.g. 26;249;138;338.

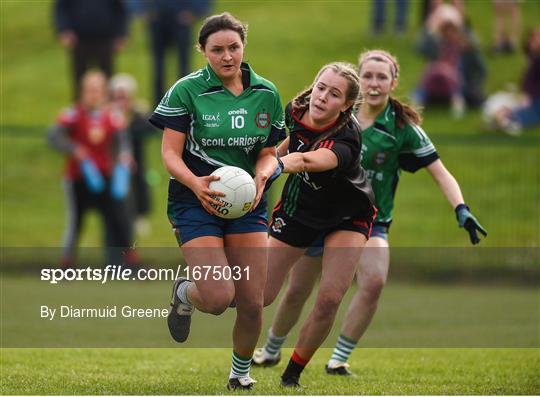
277;136;289;157
426;159;487;244
426;159;464;208
280;148;338;174
252;146;278;208
161;127;224;214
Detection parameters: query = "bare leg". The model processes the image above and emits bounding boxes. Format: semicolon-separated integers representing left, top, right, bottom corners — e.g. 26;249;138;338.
493;2;506;49
182;236;235;314
509;3;521;49
294;231;366;361
340;237;390;340
225;232;268;357
264;237;305;306
253;254;321;366
272;255;321;337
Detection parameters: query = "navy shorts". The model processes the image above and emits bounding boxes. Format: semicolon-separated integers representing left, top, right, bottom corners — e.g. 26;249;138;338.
167;198;268;246
269;206;374;249
304;222;389;257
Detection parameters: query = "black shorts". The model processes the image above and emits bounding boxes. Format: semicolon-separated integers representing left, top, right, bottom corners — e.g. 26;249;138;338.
269;205;374;248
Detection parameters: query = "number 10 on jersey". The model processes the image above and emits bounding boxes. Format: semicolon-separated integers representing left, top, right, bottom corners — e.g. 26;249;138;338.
231;115;244;129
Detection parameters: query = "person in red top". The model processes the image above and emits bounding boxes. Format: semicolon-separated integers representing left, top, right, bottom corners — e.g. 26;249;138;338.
48;70;135;268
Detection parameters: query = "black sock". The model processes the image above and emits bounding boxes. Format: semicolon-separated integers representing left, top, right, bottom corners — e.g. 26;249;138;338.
281;357;305;380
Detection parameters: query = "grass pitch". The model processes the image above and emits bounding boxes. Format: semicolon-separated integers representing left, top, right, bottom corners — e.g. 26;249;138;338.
1;348;539;395
1;2;539;395
1;278;538;394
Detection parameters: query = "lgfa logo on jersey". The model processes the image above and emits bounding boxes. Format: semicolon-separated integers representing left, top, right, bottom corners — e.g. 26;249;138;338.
202;112;220;121
255;110;270;129
202;112;221;128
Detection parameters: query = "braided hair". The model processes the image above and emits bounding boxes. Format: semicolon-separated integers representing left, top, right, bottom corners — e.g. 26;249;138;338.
292;62;362;150
358;50;422;129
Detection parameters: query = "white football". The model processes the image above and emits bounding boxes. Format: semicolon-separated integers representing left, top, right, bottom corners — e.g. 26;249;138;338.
208;166;256;219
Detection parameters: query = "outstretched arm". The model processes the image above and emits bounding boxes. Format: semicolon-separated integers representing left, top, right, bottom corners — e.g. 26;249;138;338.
280;148;338;174
426;159;464;208
426;159;487;244
276;136;290;157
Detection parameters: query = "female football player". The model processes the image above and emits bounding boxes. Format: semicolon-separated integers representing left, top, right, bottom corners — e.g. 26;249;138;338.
254;49;486;377
149;12;285;390
262;62;376;387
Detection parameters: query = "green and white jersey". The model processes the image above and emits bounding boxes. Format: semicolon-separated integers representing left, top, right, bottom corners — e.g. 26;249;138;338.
150;62;285;178
361;102;439;224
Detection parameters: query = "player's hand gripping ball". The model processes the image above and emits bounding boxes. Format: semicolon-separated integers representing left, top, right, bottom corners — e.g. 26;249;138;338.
209;166;256;219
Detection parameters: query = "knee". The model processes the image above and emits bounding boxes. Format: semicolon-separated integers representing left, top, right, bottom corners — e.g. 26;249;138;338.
263;284;282;307
313;294;342;320
263;290;278;307
236;301;263;320
201;291;234;315
361;274;386;303
282;285;310;308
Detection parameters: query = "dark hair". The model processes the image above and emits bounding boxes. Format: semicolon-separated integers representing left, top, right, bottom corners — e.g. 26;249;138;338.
198;12;247;51
388;97;422;128
292;62;361;150
358;49;423;128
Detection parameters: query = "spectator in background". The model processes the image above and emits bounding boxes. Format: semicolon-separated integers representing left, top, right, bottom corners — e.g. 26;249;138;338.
420;0;464;25
47;71;136;269
372;0;409;35
110;74;155;236
493;27;540;135
54;0;128;100
142;0;213;105
414;4;486;117
492;0;522;54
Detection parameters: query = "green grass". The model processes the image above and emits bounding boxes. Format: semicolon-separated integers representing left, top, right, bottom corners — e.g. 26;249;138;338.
1;3;539;394
2;132;538;247
1;348;538;394
2;276;538;348
4;276;537;394
1;1;539;249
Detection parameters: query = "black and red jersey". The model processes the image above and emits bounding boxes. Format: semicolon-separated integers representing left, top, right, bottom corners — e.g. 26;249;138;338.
277;104;375;229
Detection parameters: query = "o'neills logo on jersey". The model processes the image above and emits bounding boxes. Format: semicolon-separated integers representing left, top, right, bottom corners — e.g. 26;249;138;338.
228;108;248;116
255;112;270;128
